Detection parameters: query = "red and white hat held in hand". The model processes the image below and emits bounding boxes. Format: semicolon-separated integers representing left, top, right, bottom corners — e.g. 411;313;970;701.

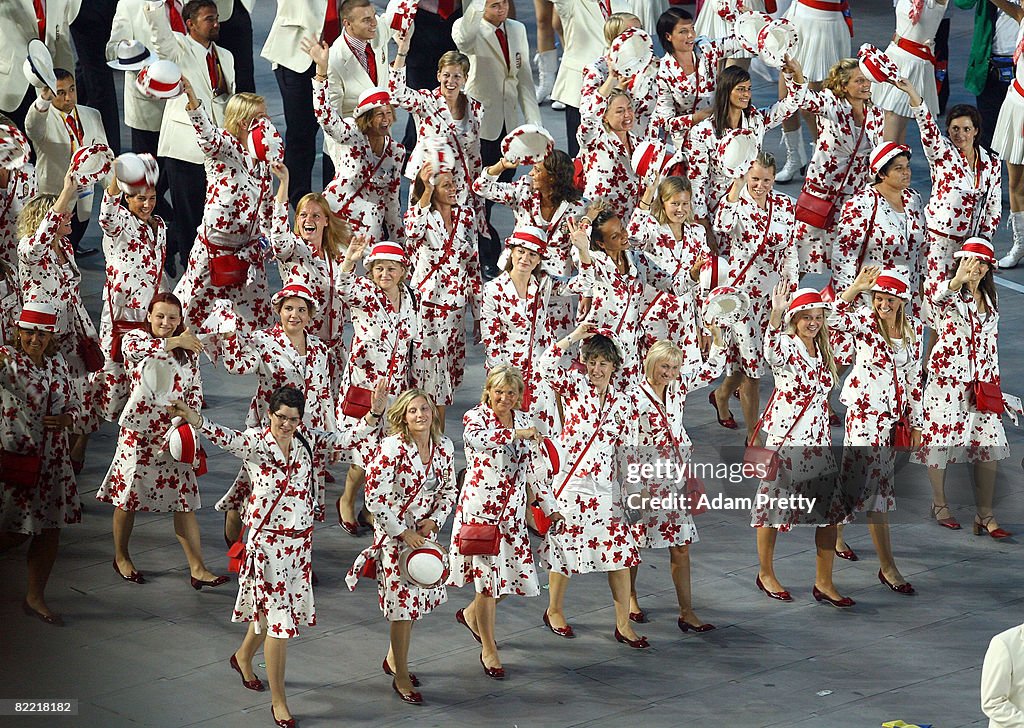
17;301;59;332
953;236;997;265
247;116;284;165
71;144;115;187
718;128;761;179
0;124;31;171
608;27;654;80
354;87;391;118
858;44;900;84
630;139;672;184
501;124;555;166
869;141;911;175
734;12;773;55
757;18;798;69
135;59;184;99
165;417;201;466
387;0;419;33
114;152;159;192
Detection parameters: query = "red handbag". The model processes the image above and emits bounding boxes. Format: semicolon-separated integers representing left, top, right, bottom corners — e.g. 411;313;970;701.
110;320;149;363
684;475;708;515
340;385;373;418
794;184;837;230
891;417;913;449
209;253;250;287
0;450;43;490
972;381;1004;414
456;522;502;556
529;504;552;535
745;393;815;483
227;538;245;573
77;335;105;372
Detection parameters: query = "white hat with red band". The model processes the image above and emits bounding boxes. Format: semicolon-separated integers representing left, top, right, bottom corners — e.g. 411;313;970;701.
857;44;900;84
272;279;320;311
106;39;157;71
24;39;57;92
868;268;912;301
734;12;773;54
630;138;671;182
506;225;548;257
165;417;201;466
717;128;762;179
699;256;732;294
785;287;827;325
424;136;455;181
869;141;911;175
703;285;751;325
757;19;798;69
355;87;392;117
365;240;407;266
115;152;159;191
0;124;31;171
501;124;555;166
71;143;115;187
17;301;58;332
953;236;997;265
608;27;654;80
247;117;284;165
135;59;184;99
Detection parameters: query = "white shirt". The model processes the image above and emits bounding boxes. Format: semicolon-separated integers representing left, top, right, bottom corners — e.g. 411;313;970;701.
993;8;1021;56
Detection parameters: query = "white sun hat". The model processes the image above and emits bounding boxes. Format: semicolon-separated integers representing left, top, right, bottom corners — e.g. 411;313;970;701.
501;124;555;166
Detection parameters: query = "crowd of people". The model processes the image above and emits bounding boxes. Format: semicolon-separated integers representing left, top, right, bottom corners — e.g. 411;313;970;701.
1;1;1023;726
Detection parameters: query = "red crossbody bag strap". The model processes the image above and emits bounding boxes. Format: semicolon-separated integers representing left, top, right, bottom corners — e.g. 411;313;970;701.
641;387;685;464
368;442;434;551
416;213;460;293
521;285;542;380
554;393;615;499
731;196;774;287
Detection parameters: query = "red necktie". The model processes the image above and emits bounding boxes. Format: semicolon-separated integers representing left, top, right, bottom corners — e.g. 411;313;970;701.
64;113;83;150
207;48;220;92
495;26;509;69
365;46;377;84
167;0;186;34
599;0;611;20
437;0;456;21
322;0;341;46
764;0;778;12
33;0;46;40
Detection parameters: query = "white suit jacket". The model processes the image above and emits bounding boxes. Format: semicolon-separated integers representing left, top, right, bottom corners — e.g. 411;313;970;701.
107;0;172;133
549;0;634;109
144;2;236;164
982;624;1024;728
262;0;334;74
0;0;81;113
326;26;392;119
24;99;108;219
452;8;540;142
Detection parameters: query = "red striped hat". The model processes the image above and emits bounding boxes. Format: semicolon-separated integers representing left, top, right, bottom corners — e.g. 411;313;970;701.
506;225;548;257
699;256;732;293
366;240;407;265
857;44;900;85
785;287;827;325
355;87;392;117
17;301;58;332
165;418;200;466
869;141;911;175
247;117;284;165
953;236;997;265
869;268;911;300
135;59;183;99
272;280;320;311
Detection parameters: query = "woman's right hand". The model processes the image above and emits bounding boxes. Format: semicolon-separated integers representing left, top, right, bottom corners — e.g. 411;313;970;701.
515;427;540;442
770;280;790;315
851;265;880;293
170;327;204;354
300;36;330;73
569;321;596;343
270;161;289;182
167;399;201;426
345;234;370;263
181;76;199;109
892;77;922;107
953;256;982;286
400;528;425;548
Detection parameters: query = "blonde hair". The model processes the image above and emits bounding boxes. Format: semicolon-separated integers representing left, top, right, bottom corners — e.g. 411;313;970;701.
356;105;394;135
387;388;443;443
823;58;871;104
294;193;349;262
17;195;58;240
438;50;470;75
366;258;407;285
786;312;838;385
602;89;632;131
871;294;916;349
644;340;684;383
223;92;267;141
650;176;693;226
481;365;524;405
604;12;640;45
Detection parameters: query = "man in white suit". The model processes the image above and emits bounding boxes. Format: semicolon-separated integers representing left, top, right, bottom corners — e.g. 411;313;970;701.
24;69;108;256
262;0;346;207
145;0;235;276
981;622;1024;728
0;0;81;131
453;0;540;277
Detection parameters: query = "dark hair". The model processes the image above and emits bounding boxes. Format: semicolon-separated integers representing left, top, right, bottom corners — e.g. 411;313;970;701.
656;7;693;53
183;0;217;24
946;104;984;149
875;150;912;182
269;386;306;418
712;66;752;138
148;292;188;363
588;207;619;251
581;334;622;371
543;150;582;206
341;0;372;19
54;68;74;83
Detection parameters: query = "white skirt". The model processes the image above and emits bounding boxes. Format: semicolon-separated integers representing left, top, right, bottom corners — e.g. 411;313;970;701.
872;44;940;117
991;81;1024;165
785;4;852;82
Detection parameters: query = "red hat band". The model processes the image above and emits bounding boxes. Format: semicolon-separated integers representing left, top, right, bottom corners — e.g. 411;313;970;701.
789;291;824;312
873;275;908;295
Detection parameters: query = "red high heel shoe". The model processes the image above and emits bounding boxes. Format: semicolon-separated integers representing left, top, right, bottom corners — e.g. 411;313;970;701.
113;560;145;584
614;628;650;649
542;610;575;638
755;575;792;602
812;586;855;608
974;516;1012;539
229;654;264;692
392;679;423;705
678;618;716;633
709;392;738;430
628;609;647;623
456;608;482;644
480;654;505;680
271;705;296;727
834;547;858;561
382;658;420;687
930;504;961;530
191;575;229;590
337;499;360;535
878;570;915;595
22;600;64;626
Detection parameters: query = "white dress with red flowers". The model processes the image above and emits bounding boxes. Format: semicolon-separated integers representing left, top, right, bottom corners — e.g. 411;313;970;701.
448;405;555;596
577;93;642;221
95;330;203;512
0;350;81;534
347;434;458;621
537;346;641;576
